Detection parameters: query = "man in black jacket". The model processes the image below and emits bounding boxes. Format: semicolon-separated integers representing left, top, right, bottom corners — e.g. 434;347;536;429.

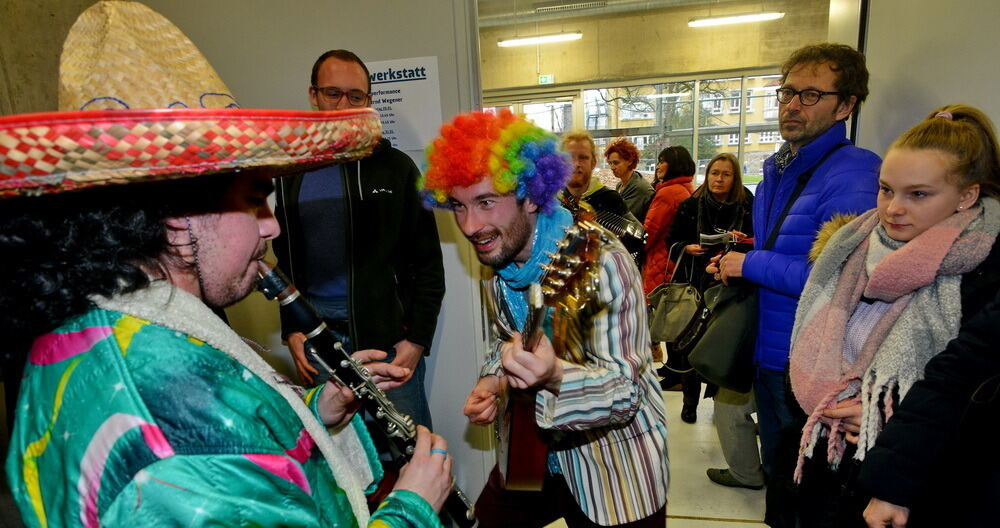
273;49;445;428
860;288;1000;527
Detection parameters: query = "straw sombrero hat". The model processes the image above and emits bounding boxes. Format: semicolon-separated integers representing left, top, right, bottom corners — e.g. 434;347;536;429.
0;1;381;198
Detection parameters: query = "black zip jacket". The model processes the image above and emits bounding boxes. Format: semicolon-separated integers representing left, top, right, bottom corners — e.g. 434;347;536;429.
857;236;1000;527
273;139;445;353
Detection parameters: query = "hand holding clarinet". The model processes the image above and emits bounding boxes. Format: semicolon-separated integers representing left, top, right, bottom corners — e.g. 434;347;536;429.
256;261;476;526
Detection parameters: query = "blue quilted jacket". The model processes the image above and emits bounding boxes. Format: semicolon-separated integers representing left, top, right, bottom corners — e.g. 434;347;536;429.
743;121;881;371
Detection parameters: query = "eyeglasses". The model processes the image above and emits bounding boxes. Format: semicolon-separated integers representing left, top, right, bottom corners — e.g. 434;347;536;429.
774;87;840;106
312;86;370;107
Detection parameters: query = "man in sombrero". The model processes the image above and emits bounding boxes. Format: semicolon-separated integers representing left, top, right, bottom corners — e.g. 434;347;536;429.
0;2;451;526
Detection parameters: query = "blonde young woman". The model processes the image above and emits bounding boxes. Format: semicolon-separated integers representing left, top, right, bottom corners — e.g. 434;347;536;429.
787;104;1000;526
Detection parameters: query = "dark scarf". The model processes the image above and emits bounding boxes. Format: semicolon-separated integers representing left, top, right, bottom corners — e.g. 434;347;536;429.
697;191;745;237
774;142;796;173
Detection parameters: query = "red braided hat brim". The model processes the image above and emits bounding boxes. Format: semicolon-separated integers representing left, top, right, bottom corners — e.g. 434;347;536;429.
0;107;381;197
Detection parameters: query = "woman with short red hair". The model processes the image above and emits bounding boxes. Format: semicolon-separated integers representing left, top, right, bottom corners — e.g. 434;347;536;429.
606;138;654;224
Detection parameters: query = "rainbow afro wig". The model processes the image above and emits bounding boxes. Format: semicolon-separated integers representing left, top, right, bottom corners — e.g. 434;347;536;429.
420;109;570;212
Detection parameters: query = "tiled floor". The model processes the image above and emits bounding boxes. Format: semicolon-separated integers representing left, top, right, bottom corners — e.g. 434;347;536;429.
546;389;766;528
661;389;766;527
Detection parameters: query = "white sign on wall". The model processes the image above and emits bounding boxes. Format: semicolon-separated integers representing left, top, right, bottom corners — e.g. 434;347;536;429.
366;56;443;152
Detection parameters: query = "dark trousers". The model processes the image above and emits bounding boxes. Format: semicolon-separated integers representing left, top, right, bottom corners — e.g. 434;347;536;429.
755;368;804;528
794;439;868;528
681;370;702;406
475;466;666;528
754;368;799;477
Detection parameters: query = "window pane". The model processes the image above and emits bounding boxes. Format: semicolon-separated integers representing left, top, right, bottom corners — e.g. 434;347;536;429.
584;89;609;130
743;74;784;186
483;105;512;115
728;90;741;113
583;82;694;188
696;77;740;179
649;81;694;171
579;73;783;193
522;101;572;133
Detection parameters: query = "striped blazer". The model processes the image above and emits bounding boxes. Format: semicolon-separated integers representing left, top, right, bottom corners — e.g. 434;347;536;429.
483;234;670;525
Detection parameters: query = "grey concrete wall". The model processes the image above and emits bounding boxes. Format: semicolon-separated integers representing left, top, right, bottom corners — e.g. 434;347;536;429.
0;0;95;115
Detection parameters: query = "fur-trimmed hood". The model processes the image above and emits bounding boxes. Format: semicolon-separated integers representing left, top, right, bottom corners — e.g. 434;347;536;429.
809;213;859;262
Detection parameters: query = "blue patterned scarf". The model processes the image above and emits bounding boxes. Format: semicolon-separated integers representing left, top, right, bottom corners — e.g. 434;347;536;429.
496;207;573;331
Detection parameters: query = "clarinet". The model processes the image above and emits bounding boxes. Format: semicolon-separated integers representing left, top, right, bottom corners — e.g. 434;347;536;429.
256;261;476;527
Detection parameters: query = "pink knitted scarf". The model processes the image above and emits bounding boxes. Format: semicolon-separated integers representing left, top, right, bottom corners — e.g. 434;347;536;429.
789;201;996;482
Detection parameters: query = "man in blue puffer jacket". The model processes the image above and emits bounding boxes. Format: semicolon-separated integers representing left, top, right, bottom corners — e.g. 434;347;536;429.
711;43;880;524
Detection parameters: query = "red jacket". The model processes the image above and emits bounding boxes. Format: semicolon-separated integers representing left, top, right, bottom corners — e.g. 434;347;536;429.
642;175;695;297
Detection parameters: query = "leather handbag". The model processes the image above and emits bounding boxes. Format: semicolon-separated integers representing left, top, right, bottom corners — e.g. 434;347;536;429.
688;281;757;392
647;244;702;344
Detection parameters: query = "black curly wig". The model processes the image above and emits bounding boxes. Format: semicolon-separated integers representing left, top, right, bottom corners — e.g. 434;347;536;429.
0;175;237;341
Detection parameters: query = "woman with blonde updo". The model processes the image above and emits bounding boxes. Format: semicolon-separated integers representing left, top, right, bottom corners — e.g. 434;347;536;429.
788;104;1000;526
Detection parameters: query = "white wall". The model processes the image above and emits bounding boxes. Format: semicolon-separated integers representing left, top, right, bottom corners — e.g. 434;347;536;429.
858;0;1000;156
143;0;494;503
827;0;862;48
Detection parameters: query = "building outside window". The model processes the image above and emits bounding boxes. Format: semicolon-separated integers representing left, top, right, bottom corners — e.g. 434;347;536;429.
704;96;723;115
728;90;741;114
759;130;782;143
585;90;609;130
522;101;573;133
763;90;779;120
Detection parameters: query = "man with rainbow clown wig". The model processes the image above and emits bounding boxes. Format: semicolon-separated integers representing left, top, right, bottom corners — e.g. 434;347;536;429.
419;109;669;527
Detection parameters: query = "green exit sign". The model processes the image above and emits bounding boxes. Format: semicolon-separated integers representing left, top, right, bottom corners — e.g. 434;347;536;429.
538;74;555;85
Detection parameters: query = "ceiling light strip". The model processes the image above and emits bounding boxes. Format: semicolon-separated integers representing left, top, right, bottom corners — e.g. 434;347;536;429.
688;12;785;28
533;1;607;14
497;32;584;47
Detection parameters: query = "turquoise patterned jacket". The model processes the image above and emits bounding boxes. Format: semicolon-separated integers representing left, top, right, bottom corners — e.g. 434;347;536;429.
6;283;440;528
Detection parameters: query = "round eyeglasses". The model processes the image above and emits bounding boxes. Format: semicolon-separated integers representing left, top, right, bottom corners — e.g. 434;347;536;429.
774;87;840;106
312;86;370;107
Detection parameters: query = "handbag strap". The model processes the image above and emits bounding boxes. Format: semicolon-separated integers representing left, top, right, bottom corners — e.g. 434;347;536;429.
762;144;846;251
666;196;704;285
666;242;694;284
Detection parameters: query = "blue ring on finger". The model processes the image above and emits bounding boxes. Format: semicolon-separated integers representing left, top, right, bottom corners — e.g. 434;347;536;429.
430;448;448;457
